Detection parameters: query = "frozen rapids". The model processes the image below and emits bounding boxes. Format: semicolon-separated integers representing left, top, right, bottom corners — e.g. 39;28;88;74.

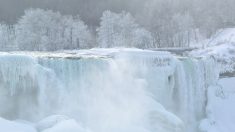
0;49;219;132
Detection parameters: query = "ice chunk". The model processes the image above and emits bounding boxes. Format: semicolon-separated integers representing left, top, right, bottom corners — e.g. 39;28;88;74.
42;119;89;132
0;117;36;132
35;115;70;131
200;77;235;132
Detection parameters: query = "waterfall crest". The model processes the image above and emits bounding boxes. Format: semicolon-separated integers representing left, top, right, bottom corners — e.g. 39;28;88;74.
0;50;219;132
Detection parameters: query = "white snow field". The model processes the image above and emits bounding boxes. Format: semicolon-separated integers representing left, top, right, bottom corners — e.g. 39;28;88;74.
0;48;223;132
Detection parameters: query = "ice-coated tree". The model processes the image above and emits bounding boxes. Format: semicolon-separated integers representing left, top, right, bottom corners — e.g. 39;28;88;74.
97;10;154;48
0;24;16;50
132;28;154;48
138;0;235;47
69;16;93;49
97;10;119;48
1;0;235;49
15;9;61;50
59;15;93;49
0;24;8;49
15;8;92;51
172;13;195;47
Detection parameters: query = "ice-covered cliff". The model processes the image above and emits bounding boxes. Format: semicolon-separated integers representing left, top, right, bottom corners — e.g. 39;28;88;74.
190;28;235;75
0;49;219;132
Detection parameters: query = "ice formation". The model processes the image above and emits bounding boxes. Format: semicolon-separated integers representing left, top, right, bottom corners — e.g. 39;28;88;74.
0;117;36;132
200;77;235;132
189;28;235;74
0;49;219;132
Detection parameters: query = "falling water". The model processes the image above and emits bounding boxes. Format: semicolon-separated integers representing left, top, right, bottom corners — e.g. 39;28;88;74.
0;49;218;132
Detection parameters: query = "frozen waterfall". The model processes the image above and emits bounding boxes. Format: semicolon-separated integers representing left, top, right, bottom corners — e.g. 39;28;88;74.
0;49;219;132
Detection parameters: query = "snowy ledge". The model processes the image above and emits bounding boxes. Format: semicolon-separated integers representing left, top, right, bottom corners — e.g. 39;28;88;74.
0;48;173;59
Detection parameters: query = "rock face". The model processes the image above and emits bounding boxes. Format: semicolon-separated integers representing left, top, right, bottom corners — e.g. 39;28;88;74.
0;49;219;132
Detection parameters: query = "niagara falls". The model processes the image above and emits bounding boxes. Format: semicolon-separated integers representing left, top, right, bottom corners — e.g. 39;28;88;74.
0;0;235;132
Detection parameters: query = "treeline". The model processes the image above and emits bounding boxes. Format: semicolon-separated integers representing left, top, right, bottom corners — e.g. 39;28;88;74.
0;0;235;50
138;0;235;47
0;9;155;50
0;9;94;51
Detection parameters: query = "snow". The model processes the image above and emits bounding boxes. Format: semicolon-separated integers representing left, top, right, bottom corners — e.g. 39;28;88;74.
190;28;235;73
0;116;88;132
190;42;235;60
0;48;170;59
200;77;235;132
35;115;70;131
0;117;36;132
207;28;235;47
41;119;88;132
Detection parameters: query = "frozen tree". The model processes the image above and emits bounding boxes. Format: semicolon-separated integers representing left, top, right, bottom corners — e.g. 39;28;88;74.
15;8;92;51
137;0;235;47
132;28;154;48
0;24;16;50
172;13;195;47
70;16;93;49
60;15;93;49
0;0;234;48
97;10;154;48
0;24;8;49
15;9;63;50
97;11;119;48
0;0;234;50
